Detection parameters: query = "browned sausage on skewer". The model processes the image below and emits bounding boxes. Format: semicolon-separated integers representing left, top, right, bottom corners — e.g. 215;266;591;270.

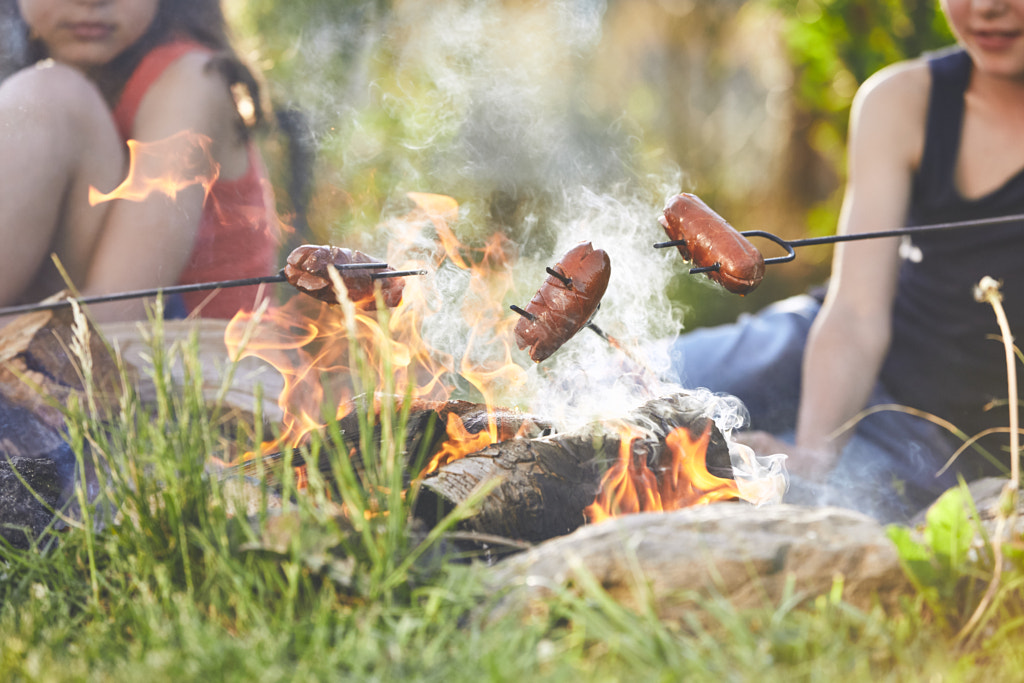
513;242;611;362
284;245;404;308
659;193;765;295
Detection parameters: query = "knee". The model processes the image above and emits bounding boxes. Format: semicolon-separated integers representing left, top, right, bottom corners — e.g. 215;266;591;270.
1;61;121;180
0;61;112;134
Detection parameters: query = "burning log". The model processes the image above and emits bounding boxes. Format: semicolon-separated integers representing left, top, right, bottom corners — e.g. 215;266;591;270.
232;398;551;491
414;393;735;544
0;305;747;553
228;392;741;549
0;307;122;547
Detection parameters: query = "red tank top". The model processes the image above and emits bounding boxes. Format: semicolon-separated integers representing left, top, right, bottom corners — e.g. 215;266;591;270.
112;40;279;318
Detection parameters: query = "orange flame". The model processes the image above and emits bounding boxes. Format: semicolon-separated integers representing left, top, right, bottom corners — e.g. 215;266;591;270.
224;193;526;462
215;188;767;514
584;423;741;524
406;192;466;268
89;132;219;205
420;412;496;476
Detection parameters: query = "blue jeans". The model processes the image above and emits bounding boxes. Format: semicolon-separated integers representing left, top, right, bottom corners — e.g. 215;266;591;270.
163;293;188;319
666;295;964;523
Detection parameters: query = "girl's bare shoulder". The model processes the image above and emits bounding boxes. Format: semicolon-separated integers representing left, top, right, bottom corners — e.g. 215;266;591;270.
849;58;932;168
131;48;241;140
854;58;931;117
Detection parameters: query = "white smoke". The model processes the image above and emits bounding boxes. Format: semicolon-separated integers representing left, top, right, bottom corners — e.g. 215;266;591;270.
262;2;791;435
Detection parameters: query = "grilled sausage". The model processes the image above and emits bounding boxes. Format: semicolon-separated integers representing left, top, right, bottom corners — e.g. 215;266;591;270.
659;193;764;295
284;245;403;308
513;242;611;362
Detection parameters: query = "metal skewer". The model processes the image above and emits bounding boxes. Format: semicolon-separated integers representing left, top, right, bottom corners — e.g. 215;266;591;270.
0;262;430;318
508;303;617;354
509;305;535;321
545;267;574;288
373;268;428;279
654;211;1024;275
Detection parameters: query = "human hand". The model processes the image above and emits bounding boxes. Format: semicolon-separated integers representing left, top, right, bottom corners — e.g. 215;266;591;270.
734;430;838;481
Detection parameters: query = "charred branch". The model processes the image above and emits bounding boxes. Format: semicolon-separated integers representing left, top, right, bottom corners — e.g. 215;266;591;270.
415;393;733;544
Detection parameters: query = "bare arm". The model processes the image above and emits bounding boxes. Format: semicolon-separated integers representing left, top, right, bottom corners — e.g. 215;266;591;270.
0;63;123;305
81;52;251;320
789;61;931;478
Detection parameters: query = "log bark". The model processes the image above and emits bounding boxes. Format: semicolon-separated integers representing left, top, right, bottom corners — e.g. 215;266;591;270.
0;308;124;422
99;317;284;422
233;398;551;491
415;393;734;544
0;308;119;547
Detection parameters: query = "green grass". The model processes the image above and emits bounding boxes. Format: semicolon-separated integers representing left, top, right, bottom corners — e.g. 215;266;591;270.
1;307;1022;682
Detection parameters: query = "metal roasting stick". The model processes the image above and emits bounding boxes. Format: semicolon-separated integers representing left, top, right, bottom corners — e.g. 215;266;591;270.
509;305;535;321
373;268;429;279
544;267;573;288
506;270;575;323
0;263;431;318
0;273;288;318
508;301;653;369
509;301;610;346
6;212;1013;318
653;211;1024;274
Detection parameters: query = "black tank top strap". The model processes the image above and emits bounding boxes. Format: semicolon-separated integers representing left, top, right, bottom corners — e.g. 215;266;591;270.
882;46;1024;464
912;48;972;215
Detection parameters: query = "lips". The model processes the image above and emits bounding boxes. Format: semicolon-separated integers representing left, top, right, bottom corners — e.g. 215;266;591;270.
972;29;1022;52
67;22;115;41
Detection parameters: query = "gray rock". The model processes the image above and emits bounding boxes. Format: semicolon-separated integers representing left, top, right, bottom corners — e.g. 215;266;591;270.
486;502;911;619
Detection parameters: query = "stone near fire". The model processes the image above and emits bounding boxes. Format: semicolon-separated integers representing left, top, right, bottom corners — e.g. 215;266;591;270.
0;395;82;548
485;503;911;619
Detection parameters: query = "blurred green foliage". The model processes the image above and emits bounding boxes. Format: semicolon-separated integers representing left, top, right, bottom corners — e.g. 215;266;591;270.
767;0;954;233
229;0;399;242
776;0;952;110
234;0;955;222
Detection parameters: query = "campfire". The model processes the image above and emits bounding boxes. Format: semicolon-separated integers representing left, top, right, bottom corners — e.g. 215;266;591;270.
216;192;786;546
0;128;787;548
0;170;787;550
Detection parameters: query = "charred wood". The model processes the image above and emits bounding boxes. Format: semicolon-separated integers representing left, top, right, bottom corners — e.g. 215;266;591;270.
414;393;734;544
232;398;550;490
0;308;118;547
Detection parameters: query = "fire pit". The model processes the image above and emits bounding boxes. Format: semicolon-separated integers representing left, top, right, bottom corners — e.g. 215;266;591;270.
0;192;788;551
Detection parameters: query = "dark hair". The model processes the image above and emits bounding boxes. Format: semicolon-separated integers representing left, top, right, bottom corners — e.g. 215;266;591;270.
0;0;264;127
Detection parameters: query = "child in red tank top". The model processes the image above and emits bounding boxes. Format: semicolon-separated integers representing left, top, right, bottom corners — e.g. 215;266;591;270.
0;0;280;320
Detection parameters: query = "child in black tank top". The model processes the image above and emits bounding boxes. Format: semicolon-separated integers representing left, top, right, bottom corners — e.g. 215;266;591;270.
667;1;1024;522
